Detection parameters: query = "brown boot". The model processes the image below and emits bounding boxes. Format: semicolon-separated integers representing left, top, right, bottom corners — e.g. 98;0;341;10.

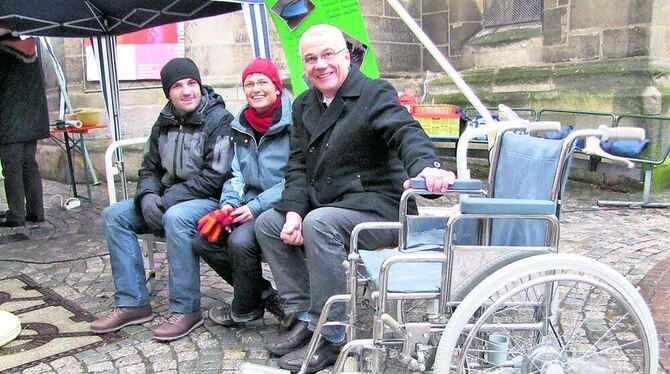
90;305;153;334
153;311;203;341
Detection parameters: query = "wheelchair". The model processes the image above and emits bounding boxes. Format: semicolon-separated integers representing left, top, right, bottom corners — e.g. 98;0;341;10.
293;117;659;373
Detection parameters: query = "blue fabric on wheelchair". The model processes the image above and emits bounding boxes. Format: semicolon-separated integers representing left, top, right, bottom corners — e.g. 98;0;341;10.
459;197;556;215
489;133;562;246
359;249;444;292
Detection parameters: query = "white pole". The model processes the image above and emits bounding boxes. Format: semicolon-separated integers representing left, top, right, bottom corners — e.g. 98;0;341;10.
385;0;498;179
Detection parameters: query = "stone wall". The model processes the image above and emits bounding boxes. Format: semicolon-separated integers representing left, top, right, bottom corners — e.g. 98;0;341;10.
37;0;670;186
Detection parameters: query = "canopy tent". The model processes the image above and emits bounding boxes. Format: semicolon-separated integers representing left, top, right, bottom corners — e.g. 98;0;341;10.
1;0;272;195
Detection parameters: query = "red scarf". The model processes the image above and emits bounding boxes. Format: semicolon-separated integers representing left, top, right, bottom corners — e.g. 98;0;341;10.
242;95;282;134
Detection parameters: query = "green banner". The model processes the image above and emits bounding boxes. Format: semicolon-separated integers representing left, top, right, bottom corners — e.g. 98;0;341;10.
265;0;379;96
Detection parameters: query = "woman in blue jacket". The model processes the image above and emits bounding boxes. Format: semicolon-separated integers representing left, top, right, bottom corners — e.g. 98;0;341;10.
192;58;291;326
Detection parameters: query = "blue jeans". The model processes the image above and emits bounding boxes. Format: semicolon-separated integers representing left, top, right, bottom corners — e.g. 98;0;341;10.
255;208;397;343
102;198;218;313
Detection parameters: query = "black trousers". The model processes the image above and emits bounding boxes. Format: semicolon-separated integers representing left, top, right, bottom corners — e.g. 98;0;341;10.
0;140;44;224
192;219;272;318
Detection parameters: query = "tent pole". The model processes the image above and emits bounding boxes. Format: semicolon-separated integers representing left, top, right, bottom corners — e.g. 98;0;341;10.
93;35;128;200
242;2;271;58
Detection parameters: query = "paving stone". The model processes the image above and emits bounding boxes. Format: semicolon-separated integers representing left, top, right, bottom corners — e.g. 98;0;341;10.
86;361;115;372
22;363;55;374
118;364;146;374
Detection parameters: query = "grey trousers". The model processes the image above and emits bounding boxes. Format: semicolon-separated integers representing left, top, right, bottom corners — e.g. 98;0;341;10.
255;207;397;338
0;140;44;224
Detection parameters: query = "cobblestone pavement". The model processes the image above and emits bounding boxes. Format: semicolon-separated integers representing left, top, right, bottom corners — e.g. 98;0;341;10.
0;178;669;373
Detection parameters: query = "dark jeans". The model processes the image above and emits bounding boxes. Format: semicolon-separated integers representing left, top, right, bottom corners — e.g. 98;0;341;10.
0;140;44;224
192;219;272;321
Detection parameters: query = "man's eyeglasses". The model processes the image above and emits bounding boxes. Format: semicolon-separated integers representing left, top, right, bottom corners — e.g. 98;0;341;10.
302;48;345;66
243;80;273;91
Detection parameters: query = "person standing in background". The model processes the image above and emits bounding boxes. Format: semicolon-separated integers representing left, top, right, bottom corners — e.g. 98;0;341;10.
0;34;49;227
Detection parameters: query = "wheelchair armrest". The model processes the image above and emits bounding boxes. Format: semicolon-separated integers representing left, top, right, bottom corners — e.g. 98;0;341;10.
409;178;482;191
459;197;556;215
350;222;402;255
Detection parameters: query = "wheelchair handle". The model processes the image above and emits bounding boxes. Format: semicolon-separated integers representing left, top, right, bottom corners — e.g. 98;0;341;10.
380;313;402;333
599;124;645;142
526;121;561;133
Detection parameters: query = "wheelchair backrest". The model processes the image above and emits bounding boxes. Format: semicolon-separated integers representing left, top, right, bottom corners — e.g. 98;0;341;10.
487;131;569;246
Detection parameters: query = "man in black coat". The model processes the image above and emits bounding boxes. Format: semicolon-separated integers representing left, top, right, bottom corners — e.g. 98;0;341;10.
255;24;455;372
0;36;49;227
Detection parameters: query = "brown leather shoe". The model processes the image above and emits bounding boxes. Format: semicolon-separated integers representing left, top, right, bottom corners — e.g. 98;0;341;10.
278;339;344;373
153;311;203;341
265;320;313;356
90;305;153;333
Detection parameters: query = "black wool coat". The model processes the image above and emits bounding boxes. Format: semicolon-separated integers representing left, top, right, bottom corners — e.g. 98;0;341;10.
276;68;443;221
0;48;50;145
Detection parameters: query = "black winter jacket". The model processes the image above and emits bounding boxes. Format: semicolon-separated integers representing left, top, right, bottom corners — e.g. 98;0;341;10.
276;68;443;221
134;86;234;210
0;47;49;145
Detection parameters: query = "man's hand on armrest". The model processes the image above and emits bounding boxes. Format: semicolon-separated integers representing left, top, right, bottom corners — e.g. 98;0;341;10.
403;167;456;192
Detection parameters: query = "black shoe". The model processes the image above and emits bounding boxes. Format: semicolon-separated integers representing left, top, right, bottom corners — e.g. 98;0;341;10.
265;320;313;356
279;312;297;331
208;303;237;327
278;339;344;373
0;218;23;228
262;292;287;321
25;215;44;223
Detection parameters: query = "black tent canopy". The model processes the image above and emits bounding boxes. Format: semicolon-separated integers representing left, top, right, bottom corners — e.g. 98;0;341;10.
0;1;243;37
1;0;272;197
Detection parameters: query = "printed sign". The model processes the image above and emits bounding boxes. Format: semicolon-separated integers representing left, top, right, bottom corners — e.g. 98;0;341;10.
85;23;184;81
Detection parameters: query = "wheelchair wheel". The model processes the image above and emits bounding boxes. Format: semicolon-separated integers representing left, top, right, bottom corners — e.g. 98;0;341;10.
433;253;658;373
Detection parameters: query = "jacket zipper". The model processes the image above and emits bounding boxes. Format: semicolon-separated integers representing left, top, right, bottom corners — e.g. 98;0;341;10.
172;125;181;176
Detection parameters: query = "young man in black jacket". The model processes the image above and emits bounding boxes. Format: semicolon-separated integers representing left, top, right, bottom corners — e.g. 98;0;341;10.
255;24;455;372
91;58;234;341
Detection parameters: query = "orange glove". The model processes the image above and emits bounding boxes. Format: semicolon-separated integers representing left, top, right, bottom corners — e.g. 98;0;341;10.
197;211;218;236
197;206;236;243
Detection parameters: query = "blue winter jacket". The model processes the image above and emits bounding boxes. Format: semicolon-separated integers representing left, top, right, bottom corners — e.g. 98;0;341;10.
220;91;292;217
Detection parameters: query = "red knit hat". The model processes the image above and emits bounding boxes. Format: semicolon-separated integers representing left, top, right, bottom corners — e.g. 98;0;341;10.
241;58;282;92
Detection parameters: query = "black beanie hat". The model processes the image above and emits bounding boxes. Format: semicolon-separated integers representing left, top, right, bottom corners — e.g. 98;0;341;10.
160;57;201;98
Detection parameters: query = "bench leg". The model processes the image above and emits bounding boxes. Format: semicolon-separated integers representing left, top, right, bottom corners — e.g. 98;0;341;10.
597;168;670;208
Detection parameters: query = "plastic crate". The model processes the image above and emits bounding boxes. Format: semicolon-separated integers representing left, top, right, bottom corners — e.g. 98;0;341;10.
413;112;460;138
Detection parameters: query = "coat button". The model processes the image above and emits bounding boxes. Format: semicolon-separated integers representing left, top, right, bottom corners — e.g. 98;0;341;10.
325;142;329;148
309;146;315;153
326;177;332;184
310;179;315;185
